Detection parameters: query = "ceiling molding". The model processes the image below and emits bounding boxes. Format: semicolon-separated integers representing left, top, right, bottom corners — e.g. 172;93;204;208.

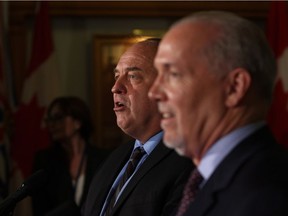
9;1;271;22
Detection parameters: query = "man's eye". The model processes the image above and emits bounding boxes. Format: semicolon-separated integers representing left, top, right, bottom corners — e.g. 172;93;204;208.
114;75;119;80
127;72;143;82
170;71;180;78
128;73;140;80
128;74;136;79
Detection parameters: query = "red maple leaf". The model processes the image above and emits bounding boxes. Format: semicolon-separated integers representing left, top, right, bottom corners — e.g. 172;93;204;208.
11;95;50;178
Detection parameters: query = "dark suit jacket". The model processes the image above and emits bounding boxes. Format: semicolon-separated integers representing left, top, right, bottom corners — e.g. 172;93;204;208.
82;140;194;216
184;126;288;216
32;144;110;216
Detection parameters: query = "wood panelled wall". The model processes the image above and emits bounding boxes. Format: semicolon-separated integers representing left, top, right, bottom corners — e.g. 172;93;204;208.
8;1;273;102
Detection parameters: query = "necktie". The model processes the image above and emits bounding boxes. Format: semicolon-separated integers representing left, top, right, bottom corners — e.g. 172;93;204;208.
176;168;203;216
105;147;146;216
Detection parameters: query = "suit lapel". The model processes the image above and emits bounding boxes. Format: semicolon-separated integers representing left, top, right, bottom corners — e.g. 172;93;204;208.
112;140;171;214
185;126;274;216
89;142;134;215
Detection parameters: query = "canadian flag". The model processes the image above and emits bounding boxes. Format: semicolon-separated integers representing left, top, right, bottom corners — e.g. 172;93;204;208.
10;2;61;215
266;1;288;148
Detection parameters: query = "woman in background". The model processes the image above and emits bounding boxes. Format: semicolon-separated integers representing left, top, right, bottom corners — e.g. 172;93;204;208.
32;96;110;216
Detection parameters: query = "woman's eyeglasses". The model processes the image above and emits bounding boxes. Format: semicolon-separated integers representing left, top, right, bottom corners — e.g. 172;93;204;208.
44;113;66;123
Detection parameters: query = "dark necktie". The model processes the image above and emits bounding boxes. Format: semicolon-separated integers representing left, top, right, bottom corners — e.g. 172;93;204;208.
105;147;146;216
176;168;203;216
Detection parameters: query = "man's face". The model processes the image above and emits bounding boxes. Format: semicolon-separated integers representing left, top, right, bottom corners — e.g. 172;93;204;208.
112;42;161;142
149;23;227;158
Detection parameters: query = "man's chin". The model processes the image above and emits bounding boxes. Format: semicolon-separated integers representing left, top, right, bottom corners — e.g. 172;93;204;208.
163;138;186;156
174;147;186;157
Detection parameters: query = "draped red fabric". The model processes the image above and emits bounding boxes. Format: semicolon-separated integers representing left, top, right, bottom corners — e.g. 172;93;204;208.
11;1;60;179
266;1;288;148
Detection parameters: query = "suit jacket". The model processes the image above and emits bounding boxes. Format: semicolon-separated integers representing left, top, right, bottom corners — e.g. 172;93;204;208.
184;126;288;216
82;140;194;216
32;144;110;216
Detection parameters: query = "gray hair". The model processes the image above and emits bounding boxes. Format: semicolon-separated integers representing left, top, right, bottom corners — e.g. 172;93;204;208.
174;11;276;102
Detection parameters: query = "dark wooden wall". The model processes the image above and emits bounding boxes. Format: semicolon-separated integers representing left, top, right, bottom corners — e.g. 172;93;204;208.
8;1;273;102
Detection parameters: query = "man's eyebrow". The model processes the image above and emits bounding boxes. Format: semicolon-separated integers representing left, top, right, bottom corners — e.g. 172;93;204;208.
113;66;143;75
126;66;142;72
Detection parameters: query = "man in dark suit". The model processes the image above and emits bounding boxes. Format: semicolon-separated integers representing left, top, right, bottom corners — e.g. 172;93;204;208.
82;38;193;216
149;11;288;216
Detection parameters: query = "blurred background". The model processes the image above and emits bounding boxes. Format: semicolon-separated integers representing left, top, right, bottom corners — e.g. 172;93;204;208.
1;1;288;216
5;1;272;149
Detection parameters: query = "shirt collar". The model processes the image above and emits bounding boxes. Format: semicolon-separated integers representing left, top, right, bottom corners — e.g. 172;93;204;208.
134;131;163;155
198;121;266;182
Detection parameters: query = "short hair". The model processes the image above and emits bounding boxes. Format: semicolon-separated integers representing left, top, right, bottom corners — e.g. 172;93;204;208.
137;37;161;48
47;96;93;140
130;37;161;72
174;11;277;102
144;37;161;44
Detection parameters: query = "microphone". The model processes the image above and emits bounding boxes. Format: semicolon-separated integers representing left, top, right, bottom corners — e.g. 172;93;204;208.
0;169;47;216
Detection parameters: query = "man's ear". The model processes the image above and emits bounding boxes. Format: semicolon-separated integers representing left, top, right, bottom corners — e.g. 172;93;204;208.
225;68;251;107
